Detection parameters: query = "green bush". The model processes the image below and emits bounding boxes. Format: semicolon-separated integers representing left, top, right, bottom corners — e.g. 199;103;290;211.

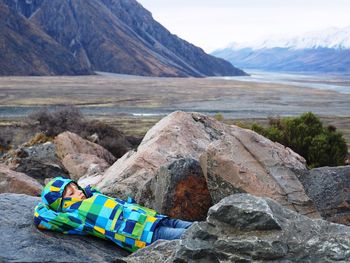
251;112;347;168
214;113;224;122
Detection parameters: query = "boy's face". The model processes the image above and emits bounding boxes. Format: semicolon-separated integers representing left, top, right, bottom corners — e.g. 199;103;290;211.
62;182;86;200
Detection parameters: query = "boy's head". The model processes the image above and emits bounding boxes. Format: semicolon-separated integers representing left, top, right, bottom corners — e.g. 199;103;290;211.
41;176;87;212
62;182;87;200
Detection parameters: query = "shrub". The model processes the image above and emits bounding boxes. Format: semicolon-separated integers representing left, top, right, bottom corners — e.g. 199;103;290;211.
214;113;224;122
25;105;133;158
26;105;85;137
251;112;348;168
0;126;13;152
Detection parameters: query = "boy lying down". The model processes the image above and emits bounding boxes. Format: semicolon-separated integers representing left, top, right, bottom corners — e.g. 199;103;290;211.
34;176;193;252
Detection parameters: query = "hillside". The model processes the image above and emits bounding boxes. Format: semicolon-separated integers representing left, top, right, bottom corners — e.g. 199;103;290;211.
0;2;91;76
1;0;246;77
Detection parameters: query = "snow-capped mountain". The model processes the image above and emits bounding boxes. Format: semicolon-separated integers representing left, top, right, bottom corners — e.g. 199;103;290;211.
212;26;350;73
224;26;350;50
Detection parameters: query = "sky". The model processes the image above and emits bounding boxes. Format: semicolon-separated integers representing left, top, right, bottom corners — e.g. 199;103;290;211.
137;0;350;52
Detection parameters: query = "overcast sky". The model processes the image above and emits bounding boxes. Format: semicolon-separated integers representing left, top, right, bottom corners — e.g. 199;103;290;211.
137;0;350;52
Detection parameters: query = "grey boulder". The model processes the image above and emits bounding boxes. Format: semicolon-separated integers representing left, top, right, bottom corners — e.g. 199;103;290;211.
131;193;350;262
299;165;350;225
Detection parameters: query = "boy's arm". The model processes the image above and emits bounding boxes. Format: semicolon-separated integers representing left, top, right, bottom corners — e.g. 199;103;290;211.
33;202;87;235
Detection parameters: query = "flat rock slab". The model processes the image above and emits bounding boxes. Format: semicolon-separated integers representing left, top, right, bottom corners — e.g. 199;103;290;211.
0;193;129;262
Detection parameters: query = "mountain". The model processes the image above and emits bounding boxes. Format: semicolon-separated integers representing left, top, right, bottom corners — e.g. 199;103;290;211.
1;0;246;77
212;26;350;73
0;2;91;76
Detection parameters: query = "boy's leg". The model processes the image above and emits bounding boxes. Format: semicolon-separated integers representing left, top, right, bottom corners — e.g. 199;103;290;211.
159;218;193;229
151;226;187;242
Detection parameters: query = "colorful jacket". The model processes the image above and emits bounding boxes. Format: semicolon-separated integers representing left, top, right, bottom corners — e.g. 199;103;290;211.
33;176;167;252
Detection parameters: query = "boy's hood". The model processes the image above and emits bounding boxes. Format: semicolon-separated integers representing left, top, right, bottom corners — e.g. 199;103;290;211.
41;176;86;212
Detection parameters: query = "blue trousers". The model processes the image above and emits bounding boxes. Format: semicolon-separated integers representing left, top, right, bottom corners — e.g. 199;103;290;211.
151;218;193;243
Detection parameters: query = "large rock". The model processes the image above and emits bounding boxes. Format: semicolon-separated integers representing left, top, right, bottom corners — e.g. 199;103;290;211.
94;111;317;218
54;131;116;178
199;123;317;217
0;164;42;196
62;153;110;181
1;142;68;184
138;158;212;221
299;165;350;225
160;194;350;262
0;193;129;262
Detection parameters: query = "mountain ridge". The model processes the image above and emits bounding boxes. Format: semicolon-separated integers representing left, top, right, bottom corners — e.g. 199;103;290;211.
212;26;350;73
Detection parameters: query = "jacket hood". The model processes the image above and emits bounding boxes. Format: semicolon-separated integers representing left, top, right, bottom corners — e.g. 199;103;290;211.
41;176;85;212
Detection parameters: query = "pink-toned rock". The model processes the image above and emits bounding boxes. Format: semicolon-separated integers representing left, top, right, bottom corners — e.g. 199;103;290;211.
93;111;318;219
0;164;42;196
54;131;116;165
199;125;318;217
96;111;216;198
62;153;110;181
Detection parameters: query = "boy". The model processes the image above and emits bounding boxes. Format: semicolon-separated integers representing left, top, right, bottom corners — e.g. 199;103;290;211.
34;176;193;252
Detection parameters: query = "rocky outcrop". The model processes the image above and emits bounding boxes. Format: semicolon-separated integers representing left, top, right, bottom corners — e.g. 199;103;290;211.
0;2;91;76
1;142;68;184
5;192;350;263
299;165;350;225
92;111;318;219
123;194;350;262
0;164;42;195
0;193;129;262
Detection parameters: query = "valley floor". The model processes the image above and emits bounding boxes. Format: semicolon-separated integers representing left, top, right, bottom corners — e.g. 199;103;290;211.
0;75;349;147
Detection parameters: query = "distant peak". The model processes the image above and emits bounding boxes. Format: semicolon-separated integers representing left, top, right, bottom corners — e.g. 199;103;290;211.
222;25;350;50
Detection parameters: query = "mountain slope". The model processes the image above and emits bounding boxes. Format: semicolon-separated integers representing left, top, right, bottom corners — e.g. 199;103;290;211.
100;0;246;76
1;0;44;18
213;27;350;73
0;2;91;76
2;0;245;77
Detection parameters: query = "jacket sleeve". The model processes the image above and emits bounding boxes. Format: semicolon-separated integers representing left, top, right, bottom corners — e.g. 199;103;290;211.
33;202;87;235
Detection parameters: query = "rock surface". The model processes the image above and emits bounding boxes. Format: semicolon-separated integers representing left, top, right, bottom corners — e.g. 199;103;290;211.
95;111;318;218
299;165;350;225
1;142;68;184
54;131;116;165
0;193;129;262
117;193;350;262
138;158;212;221
199;122;318;217
62;153;110;181
0;164;43;196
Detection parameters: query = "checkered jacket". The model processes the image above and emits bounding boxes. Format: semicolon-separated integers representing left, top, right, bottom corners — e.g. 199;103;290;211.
33;177;167;252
